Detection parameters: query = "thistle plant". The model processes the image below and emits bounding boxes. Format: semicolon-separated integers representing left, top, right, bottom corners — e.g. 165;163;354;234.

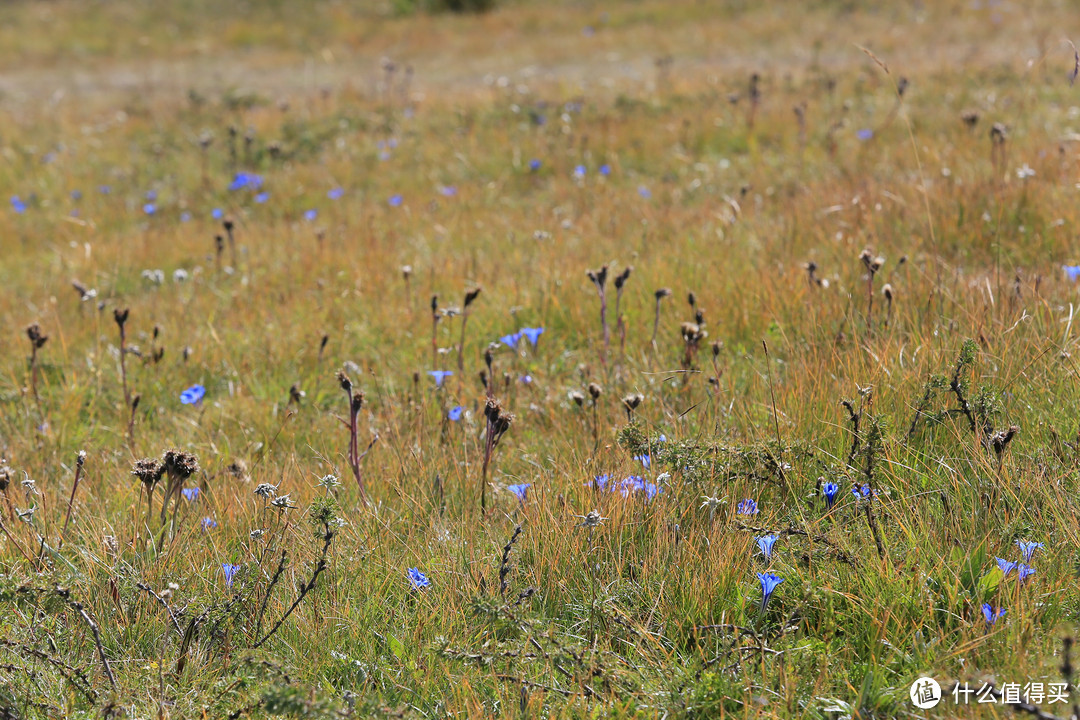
457;286;481;374
858;248;884;333
651;287;671;348
480;397;513;514
613;266;632;355
337;369;375;503
114;308;131;407
586;265;610;360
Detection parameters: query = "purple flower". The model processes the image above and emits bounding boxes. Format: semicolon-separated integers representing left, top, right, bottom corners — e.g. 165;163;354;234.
228;172;263;191
737;498;759;515
507;483;531;502
439;186;457;197
758;572;783;612
637;186;652;199
529;159;541;171
573;165;586;178
255;192;269;203
427;370;453;387
1064;265;1080;282
182;488;200;502
11;196;26;214
212;208;224;220
201;517;217;530
617;476;661;500
982;603;1006;625
519;327;544;347
1017;564;1036;583
447;405;464;421
756;534;778;561
146;190;158;201
996;557;1017;577
388;194;403;207
328;187;344;200
143;203;156;215
222;563;240;587
408;567;430;590
633;454;651;469
599;164;611;176
98;185;111;195
1016;540;1043;563
304;209;317;221
856;128;874;141
180;212;192;222
181;384;205;405
500;332;521;349
586;474;612;491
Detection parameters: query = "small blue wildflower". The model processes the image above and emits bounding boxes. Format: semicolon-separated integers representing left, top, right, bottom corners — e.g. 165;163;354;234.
573;165;586;178
823;481;839;507
146;190;158;201
758;572;783;612
212;208;224;220
388;194;403;207
201;517;217;530
71;190;82;201
447;406;464;421
996;557;1017;577
180;212;192;222
756;534;778;561
852;484;873;500
657;435;667;443
98;185;111;195
500;332;521;349
617;476;660;500
228;172;263;191
519;327;545;347
439;186;457;197
11;196;26;214
328;187;344;200
255;192;269;204
143;203;156;215
736;498;759;515
182;488;200;502
856;128;874;141
637;186;652;199
981;603;1006;625
519;374;533;385
222;563;241;588
633;454;651;469
304;209;317;221
427;370;453;387
180;384;206;405
1017;564;1036;583
408;567;430;590
587;474;612;491
599;164;611;176
379;151;391;161
1016;540;1044;563
1064;265;1080;282
507;483;531;502
529;159;541;171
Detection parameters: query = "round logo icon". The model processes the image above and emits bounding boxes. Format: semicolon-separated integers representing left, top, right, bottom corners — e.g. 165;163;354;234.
910;677;942;709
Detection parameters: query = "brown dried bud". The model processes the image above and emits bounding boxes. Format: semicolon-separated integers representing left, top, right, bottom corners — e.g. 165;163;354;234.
162;449;200;479
114;307;129;329
131;458;165;488
614;267;632;290
337;369;353;393
588;382;603;400
622;393;644;411
655;287;672;300
464;287;482;308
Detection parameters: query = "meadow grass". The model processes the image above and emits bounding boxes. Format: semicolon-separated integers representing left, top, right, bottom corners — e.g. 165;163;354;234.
3;0;1080;717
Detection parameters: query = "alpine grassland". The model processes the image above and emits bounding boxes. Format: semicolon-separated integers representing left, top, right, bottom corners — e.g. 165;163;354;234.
2;0;1080;717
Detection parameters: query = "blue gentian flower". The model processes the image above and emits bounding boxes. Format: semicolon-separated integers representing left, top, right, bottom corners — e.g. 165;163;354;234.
181;384;206;405
304;209;317;221
599;164;611;176
180;211;191;222
756;534;778;561
255;192;269;203
98;185;111;195
1016;540;1043;563
439;186;457;197
996;557;1017;577
736;498;759;515
1017;564;1036;583
823;481;839;507
328;187;344;200
143;203;156;215
182;488;200;502
633;454;651;469
573;165;586;178
852;484;873;500
500;332;521;349
388;194;403;207
529;159;541;171
146;190;158;201
11;196;26;213
981;603;1006;625
638;186;652;199
519;374;533;385
507;483;531;502
1064;265;1080;282
212;208;224;220
587;474;612;491
617;476;661;500
519;327;544;347
228;172;263;191
447;406;464;421
201;517;217;530
758;572;783;612
428;370;453;387
856;128;874;141
222;563;241;587
408;567;430;590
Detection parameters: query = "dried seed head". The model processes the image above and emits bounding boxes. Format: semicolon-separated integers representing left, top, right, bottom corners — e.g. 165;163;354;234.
569;390;585;406
694;309;705;326
337;369;353;393
113;307;129;328
614;266;633;290
588;382;603;400
961;109;979;129
26;324;48;349
402;265;412;279
464;287;482;308
712;340;722;358
131;393;141;411
990;425;1020;457
226;459;250;481
351;390;365;415
859;249;883;275
222;217;235;233
586;265;609;289
622;393;644;411
162;449;200;479
681;322;705;343
131;458;164;488
289;383;305;404
990;122;1007;145
882;284;894;302
76;450;87;467
687;292;697;308
655;287;672;300
431;295;439;315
